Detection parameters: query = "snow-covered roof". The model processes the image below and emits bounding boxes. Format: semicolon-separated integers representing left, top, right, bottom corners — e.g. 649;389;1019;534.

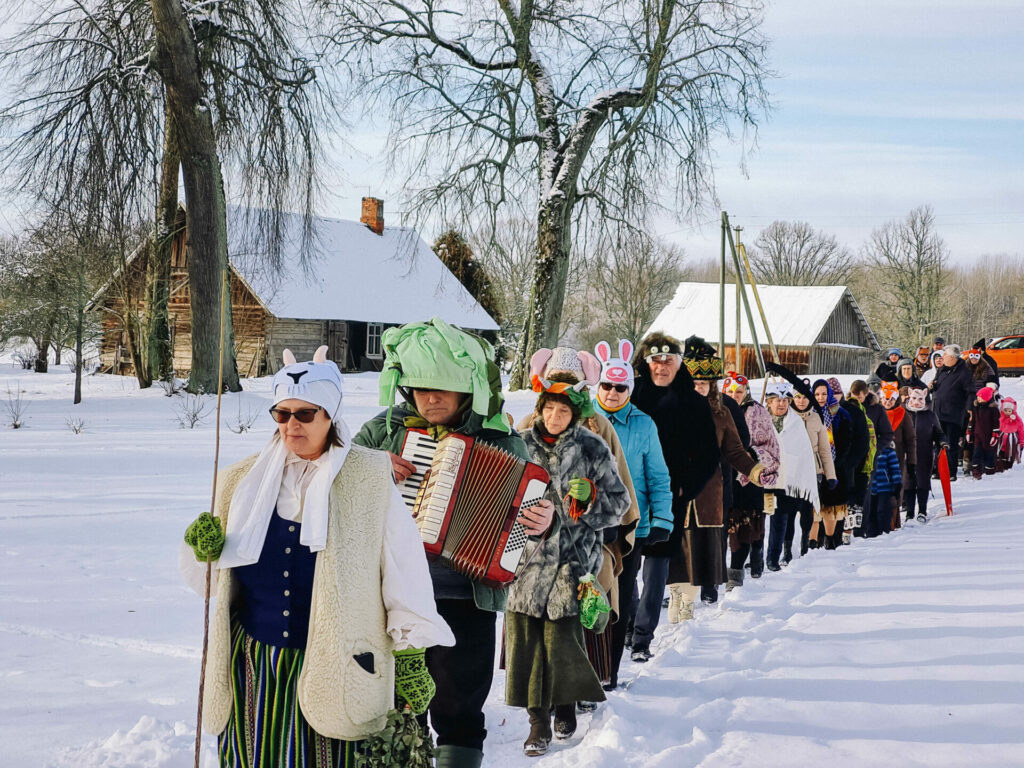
229;211;498;330
645;282;877;349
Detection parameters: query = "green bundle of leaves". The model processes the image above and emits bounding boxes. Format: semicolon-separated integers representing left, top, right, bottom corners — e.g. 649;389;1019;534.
355;708;434;768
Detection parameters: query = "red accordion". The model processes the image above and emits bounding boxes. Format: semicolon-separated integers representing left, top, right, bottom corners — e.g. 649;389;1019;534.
398;429;549;587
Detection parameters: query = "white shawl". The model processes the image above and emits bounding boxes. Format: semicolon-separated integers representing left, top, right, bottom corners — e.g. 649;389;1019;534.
217;420;353;569
768;409;821;510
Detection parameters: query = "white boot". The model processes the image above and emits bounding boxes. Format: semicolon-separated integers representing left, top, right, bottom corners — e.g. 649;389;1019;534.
667;584;694;624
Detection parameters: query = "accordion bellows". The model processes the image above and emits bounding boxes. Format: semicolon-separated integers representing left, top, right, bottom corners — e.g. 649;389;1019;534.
398;430;550;587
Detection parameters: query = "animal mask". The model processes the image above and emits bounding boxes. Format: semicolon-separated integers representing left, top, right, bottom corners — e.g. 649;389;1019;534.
594;339;635;394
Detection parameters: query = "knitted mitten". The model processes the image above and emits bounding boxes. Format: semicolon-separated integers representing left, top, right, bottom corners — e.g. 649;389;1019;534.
576;573;610;630
184;512;225;561
394;648;435;715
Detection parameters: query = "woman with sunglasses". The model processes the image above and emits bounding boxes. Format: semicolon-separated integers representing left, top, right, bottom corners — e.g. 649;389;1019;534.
592;339;672;689
180;346;454;768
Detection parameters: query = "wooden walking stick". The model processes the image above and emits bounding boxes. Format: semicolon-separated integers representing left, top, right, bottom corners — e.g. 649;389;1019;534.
194;266;230;768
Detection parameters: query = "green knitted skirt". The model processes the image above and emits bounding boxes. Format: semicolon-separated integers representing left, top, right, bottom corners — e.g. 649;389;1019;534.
218;622;360;768
504;611;606;710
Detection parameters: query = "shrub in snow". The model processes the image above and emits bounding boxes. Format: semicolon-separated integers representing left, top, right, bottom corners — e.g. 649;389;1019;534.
12;347;35;370
173;394;212;429
226;404;260;433
4;382;29;428
66;416;86;434
158;378;185;397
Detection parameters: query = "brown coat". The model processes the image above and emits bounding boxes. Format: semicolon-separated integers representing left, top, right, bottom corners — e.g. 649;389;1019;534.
799;408;837;481
690;404;759;527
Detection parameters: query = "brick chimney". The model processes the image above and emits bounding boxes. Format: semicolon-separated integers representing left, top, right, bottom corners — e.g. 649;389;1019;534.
360;197;384;235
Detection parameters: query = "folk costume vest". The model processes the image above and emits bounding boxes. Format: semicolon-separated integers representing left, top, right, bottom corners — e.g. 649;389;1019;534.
203;446;395;741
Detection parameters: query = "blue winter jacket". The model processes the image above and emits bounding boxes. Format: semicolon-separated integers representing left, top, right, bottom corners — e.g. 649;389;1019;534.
870;447;903;495
595;400;674;539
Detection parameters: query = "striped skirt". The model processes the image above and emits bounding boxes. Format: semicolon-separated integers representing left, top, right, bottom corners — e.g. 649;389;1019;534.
218;622;360;768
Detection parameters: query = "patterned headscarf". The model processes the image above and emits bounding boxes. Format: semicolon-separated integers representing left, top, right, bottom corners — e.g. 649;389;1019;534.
812;378;839;459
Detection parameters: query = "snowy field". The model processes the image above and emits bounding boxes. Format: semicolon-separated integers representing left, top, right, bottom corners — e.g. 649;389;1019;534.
1;363;1022;768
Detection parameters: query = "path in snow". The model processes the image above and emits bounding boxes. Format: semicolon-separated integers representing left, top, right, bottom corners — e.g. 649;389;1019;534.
1;365;1021;767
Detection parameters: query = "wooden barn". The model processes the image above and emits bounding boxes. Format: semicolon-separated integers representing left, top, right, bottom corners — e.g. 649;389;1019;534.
645;282;880;377
90;199;499;377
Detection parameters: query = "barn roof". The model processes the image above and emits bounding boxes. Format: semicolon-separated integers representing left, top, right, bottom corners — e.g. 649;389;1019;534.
229;210;498;330
646;282;877;350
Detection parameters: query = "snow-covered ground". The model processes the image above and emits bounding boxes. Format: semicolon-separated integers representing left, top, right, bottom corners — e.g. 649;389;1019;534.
1;364;1022;768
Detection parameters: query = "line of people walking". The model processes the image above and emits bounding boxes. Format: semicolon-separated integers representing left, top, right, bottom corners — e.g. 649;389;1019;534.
180;320;1020;767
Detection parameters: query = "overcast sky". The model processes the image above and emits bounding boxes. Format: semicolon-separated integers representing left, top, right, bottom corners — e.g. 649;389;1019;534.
2;1;1021;264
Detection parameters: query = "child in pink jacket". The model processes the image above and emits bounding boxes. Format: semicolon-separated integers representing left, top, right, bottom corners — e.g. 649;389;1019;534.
995;397;1024;472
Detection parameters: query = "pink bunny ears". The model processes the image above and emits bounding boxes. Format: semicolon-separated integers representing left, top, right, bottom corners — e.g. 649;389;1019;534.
529;346;601;391
594;339;636;393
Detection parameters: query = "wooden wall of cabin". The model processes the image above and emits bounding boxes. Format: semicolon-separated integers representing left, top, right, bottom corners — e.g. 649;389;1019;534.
723;346;809;379
808;346;874;376
265;318;329;373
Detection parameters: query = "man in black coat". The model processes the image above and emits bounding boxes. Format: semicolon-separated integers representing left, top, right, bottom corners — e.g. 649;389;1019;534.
629;332;720;660
875;348;902;382
931;344;977;480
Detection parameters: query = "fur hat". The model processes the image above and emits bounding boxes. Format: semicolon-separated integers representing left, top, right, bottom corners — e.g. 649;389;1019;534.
682;335;724;381
635;332;682;364
594;339;635;394
866;373;882;392
272;346;343;420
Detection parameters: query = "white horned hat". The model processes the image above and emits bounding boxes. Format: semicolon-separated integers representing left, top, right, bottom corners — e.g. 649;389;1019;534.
594;339;635;394
271;345;344;420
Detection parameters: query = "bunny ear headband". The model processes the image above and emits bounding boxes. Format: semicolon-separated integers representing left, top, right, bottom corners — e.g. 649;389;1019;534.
594;339;636;394
529;346;601;392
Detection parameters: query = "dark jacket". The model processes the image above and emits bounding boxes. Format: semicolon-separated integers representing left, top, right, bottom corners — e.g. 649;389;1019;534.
967;398;1000;449
887;406;917;474
720;394;750;513
631;363;720;556
841;397;870;474
818;405;852;508
932;358;977;424
864;393;894;452
352;405;529;611
967;359;998;392
875;361;899;382
905;408;945;492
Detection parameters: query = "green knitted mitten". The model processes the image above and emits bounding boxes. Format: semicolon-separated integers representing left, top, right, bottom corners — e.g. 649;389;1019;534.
393;648;435;715
577;573;611;630
184;512;225;561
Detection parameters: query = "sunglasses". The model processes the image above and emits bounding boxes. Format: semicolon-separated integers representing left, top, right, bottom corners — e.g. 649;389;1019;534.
269;406;323;424
599;382;629;393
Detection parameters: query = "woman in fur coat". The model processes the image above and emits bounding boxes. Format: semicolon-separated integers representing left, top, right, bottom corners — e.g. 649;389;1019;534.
723;372;780;586
506;373;629;756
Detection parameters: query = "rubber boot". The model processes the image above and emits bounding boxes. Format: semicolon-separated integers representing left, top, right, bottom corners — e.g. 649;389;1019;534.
524;708;552;757
726;568;744;592
553;703;577;739
435;745;484;768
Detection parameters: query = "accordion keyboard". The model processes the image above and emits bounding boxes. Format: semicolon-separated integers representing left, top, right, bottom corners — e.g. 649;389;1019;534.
415;438;467;545
397;430;438;510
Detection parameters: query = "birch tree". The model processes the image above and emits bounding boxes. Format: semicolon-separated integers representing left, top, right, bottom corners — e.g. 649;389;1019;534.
323;0;771;386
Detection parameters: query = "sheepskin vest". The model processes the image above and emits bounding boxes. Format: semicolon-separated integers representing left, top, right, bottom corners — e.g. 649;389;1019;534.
203;445;394;741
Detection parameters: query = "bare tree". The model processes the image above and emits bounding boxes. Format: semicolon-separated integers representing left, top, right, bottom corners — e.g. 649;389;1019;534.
748;220;858;286
945;255;1024;345
578;231;685;350
1;0;334;392
323;0;772;386
863;205;949;352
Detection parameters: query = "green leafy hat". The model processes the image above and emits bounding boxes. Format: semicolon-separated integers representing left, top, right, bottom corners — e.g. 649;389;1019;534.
379;316;510;433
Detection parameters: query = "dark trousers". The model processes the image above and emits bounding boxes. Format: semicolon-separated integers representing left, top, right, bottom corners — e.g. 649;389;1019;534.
971;442;996;473
797;499;814;555
422;599;495;750
904;488;929;518
767;494;798;567
867;492;893;538
609;544;644;682
941;420;964;479
632;555;669;651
